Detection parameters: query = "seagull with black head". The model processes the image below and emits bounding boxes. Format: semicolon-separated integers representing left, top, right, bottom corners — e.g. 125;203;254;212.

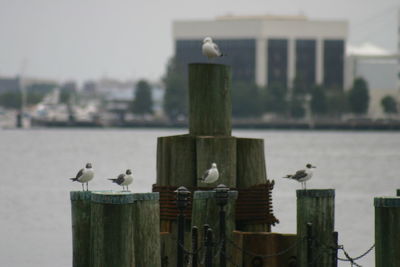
108;169;133;191
283;163;316;190
70;163;94;191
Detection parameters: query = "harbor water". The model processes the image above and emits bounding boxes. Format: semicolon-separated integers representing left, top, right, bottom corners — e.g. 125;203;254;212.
1;128;399;267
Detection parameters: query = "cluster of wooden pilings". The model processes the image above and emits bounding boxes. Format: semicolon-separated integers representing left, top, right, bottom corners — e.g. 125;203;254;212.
69;63;400;267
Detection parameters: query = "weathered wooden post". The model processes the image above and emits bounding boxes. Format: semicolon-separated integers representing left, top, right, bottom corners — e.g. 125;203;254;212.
374;197;400;267
188;63;232;136
90;192;135;267
70;191;92;267
297;189;335;267
191;189;237;267
132;192;161;267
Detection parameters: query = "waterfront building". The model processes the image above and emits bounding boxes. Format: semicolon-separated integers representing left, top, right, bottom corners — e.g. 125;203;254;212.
173;15;348;90
346;44;400;118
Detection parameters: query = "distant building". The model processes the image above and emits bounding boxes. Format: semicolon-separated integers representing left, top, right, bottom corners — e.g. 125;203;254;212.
173;15;348;89
346;43;400;117
0;76;20;93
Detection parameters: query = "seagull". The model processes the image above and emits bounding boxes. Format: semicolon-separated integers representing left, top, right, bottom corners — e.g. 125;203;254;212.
283;163;316;190
202;37;224;59
70;163;94;191
199;163;219;184
108;169;133;191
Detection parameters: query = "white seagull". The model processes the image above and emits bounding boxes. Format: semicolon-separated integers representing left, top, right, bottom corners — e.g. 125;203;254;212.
202;37;224;59
199;163;219;184
70;163;94;191
283;163;316;190
108;169;133;191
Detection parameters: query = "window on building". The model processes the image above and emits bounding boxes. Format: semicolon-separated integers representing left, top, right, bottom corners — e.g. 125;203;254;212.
295;39;316;89
267;39;288;88
323;40;344;90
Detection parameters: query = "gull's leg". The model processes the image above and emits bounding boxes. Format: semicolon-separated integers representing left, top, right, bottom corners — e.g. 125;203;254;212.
82;183;84;191
86;183;89;191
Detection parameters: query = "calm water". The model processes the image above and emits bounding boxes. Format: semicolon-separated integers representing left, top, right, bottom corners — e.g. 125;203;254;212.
1;128;399;267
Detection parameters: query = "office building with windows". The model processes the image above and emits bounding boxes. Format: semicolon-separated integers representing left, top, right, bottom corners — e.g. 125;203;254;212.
173;15;348;90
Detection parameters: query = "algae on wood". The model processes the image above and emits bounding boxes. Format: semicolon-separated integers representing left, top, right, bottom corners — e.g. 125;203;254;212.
71;191;92;267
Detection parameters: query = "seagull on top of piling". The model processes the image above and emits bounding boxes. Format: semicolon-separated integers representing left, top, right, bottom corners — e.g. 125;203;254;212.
283;163;316;190
108;169;133;191
70;163;94;191
199;163;219;184
202;37;224;59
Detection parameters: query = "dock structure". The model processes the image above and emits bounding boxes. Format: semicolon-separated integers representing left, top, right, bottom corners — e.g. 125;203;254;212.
70;191;160;267
155;63;278;266
70;63;350;267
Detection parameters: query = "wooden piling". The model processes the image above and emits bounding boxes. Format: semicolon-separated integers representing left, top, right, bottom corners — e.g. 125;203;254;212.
297;189;335;267
191;190;238;267
236;137;269;231
188;63;232;136
374;197;400;267
70;191;92;267
132;193;161;267
196;136;237;188
90;192;135;267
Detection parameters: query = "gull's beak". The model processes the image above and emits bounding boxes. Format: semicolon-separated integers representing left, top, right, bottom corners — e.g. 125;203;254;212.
312;166;317;168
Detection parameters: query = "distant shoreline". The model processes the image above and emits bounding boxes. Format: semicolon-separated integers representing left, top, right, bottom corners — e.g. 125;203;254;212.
28;118;400;131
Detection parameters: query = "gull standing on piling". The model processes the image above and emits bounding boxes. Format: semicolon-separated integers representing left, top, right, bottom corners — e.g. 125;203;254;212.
108;169;133;191
283;163;316;190
202;37;224;59
70;163;94;191
199;163;219;184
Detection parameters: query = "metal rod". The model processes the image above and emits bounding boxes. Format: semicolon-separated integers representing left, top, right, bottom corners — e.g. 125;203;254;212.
192;226;198;267
219;207;226;267
177;212;185;267
205;228;213;267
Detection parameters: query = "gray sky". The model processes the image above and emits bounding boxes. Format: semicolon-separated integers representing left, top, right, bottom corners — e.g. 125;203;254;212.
0;0;398;83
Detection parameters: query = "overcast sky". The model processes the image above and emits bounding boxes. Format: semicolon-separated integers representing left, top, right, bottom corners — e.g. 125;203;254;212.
0;0;398;83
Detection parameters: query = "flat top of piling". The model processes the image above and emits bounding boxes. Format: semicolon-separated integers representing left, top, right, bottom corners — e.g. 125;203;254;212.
90;191;159;204
70;191;92;201
374;197;400;207
193;190;238;199
296;189;335;197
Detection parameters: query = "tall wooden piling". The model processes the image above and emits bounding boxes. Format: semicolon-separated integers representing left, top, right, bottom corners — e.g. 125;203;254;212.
236;137;269;231
70;191;92;267
188;63;232;136
374;197;400;267
297;189;335;267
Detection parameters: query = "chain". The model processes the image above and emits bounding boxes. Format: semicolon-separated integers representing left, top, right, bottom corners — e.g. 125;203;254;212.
336;244;375;267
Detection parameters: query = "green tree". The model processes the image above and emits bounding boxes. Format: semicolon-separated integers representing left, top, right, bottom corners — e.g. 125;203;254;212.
163;57;187;120
231;82;263;118
326;91;348;117
381;95;398;114
132;80;153;115
289;97;306;119
348;78;370;115
310;85;327;115
263;82;288;115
